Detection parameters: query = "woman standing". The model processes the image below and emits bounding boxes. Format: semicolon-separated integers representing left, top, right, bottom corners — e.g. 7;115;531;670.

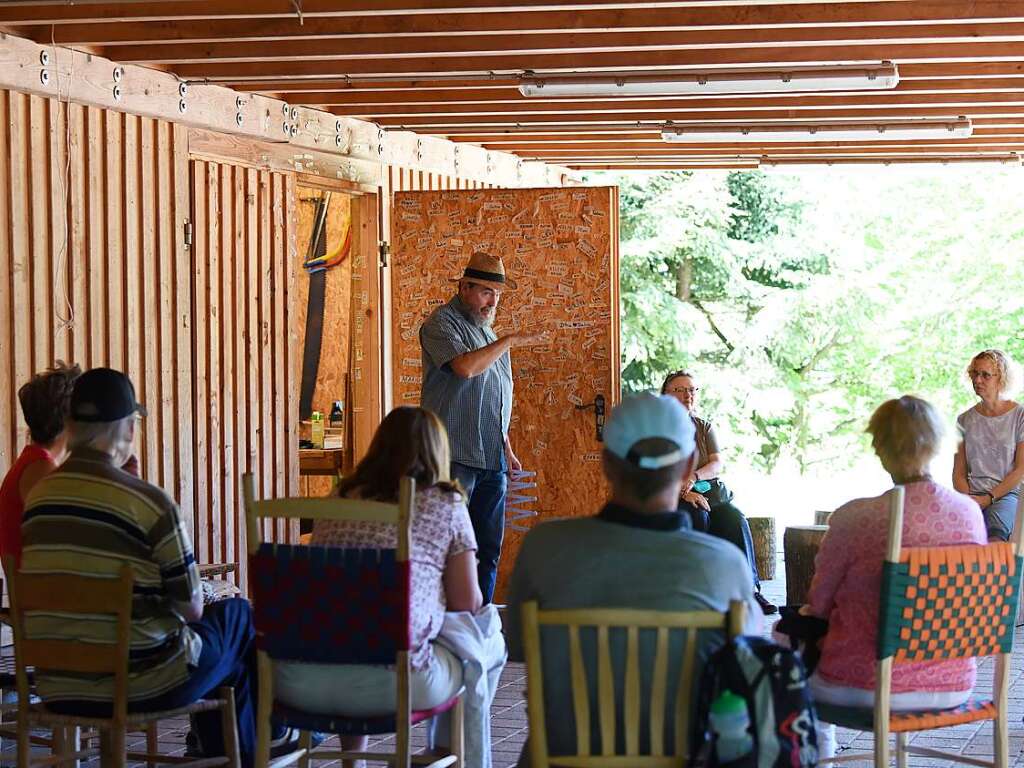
661;371;776;615
953;349;1024;541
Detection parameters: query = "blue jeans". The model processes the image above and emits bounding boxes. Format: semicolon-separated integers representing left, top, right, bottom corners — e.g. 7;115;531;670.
985;490;1020;541
49;597;261;766
678;498;761;590
451;461;508;604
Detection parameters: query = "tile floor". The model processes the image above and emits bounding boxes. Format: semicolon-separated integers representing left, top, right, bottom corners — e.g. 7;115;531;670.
3;551;1024;767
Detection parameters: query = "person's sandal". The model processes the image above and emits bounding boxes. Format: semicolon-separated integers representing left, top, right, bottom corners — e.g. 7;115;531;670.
755;591;778;615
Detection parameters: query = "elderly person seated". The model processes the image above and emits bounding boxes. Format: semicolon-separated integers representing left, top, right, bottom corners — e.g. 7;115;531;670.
20;368;286;766
275;406;507;767
662;370;776;615
802;396;986;757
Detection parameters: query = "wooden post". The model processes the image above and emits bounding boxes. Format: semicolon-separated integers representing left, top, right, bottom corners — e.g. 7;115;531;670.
747;516;776;581
783;525;829;606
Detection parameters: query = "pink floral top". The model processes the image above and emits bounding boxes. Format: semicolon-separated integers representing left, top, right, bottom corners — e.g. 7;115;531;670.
808;481;985;693
311;486;477;671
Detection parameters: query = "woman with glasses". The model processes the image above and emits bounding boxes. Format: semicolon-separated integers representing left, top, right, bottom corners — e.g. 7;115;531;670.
661;371;776;615
953;349;1024;541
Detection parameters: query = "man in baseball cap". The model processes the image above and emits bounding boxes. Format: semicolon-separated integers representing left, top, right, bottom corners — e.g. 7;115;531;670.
504;393;761;762
21;367;282;763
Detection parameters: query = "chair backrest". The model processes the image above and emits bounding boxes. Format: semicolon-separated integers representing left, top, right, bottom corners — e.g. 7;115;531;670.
521;600;746;768
241;473;414;665
6;558;134;719
877;487;1024;664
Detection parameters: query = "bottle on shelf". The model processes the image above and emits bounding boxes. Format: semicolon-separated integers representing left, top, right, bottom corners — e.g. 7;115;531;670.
329;400;344;429
310;410;325;449
709;689;753;764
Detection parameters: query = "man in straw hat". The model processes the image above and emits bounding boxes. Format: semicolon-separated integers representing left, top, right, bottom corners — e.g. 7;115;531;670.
420;252;545;603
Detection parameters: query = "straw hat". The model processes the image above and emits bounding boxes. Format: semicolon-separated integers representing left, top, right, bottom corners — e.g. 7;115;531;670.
451;252;517;291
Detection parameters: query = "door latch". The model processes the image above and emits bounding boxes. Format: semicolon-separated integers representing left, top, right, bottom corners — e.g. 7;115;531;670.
574;394;606;442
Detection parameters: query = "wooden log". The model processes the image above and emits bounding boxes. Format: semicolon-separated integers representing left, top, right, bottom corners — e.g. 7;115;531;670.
747;516;776;581
784;525;829;606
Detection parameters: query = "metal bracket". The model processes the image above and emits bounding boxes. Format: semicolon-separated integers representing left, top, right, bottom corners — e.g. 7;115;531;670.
183;219;193;251
378;241;391;268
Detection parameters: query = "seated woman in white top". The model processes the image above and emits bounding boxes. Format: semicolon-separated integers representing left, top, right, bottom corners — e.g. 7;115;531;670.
275;406;507;761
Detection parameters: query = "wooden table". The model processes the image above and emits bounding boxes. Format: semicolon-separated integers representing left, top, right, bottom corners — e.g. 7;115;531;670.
299;448;345;477
783;525;829;606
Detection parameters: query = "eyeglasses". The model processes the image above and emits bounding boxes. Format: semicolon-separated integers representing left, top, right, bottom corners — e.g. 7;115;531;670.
968;370;996;381
667;386;699;395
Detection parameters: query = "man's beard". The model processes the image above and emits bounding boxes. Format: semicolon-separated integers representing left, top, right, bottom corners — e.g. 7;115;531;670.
469;308;494;328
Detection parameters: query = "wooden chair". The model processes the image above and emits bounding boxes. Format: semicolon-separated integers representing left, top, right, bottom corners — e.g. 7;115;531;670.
242;473;465;768
817;487;1024;768
520;599;747;768
7;562;241;768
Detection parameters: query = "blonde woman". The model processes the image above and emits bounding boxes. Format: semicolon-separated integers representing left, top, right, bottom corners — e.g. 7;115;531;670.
804;397;985;756
953;349;1024;541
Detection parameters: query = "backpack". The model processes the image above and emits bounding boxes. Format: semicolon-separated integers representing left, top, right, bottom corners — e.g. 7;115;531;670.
692;635;819;768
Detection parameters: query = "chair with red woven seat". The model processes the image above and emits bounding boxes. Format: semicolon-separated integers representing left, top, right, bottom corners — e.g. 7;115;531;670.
242;473;464;768
818;487;1024;768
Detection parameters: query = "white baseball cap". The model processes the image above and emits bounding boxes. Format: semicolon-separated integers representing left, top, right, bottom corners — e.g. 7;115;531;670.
604;393;695;470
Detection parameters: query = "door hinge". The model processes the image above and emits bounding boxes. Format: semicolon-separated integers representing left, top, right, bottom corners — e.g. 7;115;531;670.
378;240;390;268
183;219;193;251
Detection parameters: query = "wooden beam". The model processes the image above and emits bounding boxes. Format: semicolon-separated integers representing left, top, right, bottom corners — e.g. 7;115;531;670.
373;105;1024;127
336;91;1024;119
104;23;1024;65
158;42;1024;80
286;79;1024;107
0;31;569;186
521;145;1024;158
4;0;1012;33
483;137;1024;150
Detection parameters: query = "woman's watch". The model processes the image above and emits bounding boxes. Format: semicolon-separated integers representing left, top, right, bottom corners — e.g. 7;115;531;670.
986;491;996;503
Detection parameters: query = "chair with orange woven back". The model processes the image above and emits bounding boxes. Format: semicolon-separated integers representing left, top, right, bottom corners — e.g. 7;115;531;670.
817;487;1024;768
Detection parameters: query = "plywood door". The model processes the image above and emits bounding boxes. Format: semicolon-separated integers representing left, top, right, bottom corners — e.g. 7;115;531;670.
390;187;620;599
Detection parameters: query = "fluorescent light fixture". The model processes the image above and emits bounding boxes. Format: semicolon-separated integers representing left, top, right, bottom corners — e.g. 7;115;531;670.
519;63;898;97
661;117;973;143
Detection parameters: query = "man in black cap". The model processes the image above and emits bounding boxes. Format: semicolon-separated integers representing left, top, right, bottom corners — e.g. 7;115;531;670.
20;367;286;765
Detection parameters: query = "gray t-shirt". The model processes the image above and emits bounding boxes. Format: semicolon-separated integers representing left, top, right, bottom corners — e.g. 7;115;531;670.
957;404;1024;494
505;511;759;765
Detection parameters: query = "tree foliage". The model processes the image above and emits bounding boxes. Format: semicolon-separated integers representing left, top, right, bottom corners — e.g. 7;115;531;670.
585;167;1024;473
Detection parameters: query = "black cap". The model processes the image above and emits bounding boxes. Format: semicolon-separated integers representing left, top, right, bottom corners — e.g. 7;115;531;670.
70;368;148;423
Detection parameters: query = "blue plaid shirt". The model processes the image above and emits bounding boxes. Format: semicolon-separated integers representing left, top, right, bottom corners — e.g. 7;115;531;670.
419;296;513;471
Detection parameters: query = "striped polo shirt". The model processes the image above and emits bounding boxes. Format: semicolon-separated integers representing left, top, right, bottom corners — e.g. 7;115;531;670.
420;296;513;470
21;448;202;703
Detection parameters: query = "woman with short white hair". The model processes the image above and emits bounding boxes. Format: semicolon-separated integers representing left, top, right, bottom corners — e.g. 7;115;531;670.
803;396;986;756
953;349;1024;541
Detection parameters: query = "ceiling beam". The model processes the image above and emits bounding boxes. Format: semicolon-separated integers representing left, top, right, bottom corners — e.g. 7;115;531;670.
5;0;1011;39
102;24;1024;66
287;79;1024;107
159;43;1024;80
339;92;1024;119
474;136;1024;149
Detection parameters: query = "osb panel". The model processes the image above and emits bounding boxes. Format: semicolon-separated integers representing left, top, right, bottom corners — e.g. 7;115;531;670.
390;187;619;600
294;188;353;497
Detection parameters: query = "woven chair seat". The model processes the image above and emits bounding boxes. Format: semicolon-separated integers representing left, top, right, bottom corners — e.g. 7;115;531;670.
26;695;230;727
818;695;998;734
271;691;461;736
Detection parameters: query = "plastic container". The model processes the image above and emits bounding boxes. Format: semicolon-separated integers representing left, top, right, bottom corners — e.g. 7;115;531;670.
709;690;753;764
311;410;325;449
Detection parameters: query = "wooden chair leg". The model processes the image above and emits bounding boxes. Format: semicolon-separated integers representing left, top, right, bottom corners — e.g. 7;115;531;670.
449;696;465;768
60;726;82;768
894;733;906;768
16;711;30;768
255;652;273;768
100;726;128;768
995;710;1009;768
146;721;159;768
874;725;890;768
219;687;242;768
298;730;312;768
